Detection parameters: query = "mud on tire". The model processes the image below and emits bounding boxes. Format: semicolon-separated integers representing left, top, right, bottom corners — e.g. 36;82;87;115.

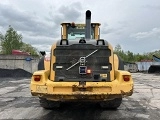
100;97;122;109
39;98;60;109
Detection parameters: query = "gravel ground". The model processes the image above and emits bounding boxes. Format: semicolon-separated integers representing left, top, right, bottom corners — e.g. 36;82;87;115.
0;73;160;120
0;68;32;77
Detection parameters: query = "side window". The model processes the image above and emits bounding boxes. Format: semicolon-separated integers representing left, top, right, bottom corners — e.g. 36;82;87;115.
91;28;94;39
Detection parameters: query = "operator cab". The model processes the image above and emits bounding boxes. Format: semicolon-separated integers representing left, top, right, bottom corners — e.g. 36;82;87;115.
61;23;101;40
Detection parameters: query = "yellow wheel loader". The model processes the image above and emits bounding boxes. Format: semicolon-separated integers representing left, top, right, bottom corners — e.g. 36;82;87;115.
30;10;133;109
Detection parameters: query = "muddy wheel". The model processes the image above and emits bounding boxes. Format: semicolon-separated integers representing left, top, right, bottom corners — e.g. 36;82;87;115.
39;98;60;109
100;97;122;109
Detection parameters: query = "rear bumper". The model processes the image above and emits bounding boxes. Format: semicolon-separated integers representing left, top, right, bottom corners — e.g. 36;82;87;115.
31;91;133;102
30;80;133;101
30;70;133;101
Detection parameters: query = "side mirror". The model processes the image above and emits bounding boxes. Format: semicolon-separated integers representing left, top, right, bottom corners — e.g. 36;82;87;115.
40;51;46;56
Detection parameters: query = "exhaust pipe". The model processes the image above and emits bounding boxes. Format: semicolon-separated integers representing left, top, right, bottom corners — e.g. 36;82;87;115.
85;10;91;39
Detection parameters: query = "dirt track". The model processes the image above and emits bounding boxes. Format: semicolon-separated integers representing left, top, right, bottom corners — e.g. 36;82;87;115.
0;73;160;120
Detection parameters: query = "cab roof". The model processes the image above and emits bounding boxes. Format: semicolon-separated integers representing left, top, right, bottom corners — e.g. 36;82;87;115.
61;23;101;26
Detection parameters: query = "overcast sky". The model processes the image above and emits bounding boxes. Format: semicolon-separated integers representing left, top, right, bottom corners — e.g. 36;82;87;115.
0;0;160;53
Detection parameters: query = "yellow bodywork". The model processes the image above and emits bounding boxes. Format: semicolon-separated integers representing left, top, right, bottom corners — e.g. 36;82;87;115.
114;54;119;70
30;21;133;102
30;69;133;101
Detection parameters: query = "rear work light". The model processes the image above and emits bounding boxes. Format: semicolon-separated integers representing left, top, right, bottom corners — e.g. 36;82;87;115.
34;75;41;81
123;75;130;82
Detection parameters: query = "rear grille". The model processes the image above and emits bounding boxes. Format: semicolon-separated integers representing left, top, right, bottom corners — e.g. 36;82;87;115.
53;44;111;82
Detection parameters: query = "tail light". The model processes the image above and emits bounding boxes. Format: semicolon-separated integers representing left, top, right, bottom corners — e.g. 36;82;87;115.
33;75;41;81
87;69;91;74
123;75;130;82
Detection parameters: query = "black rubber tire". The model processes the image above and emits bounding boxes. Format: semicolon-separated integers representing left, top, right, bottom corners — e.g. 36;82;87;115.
39;98;60;109
38;57;45;70
100;97;122;109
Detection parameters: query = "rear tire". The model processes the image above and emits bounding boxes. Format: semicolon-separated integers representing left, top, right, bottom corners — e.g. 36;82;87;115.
100;97;122;109
39;98;60;109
